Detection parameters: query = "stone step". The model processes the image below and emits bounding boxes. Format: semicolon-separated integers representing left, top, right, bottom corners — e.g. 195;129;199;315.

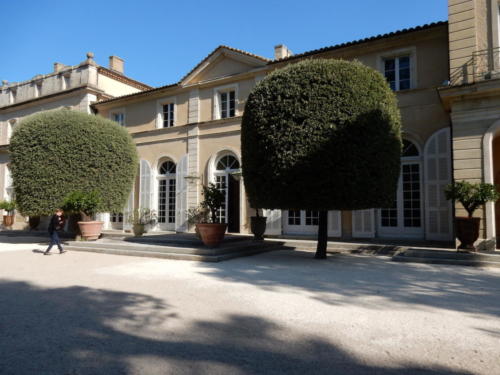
65;239;284;262
392;248;500;268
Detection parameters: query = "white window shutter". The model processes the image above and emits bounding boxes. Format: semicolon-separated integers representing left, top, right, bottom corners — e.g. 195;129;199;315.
424;128;452;241
352;209;375;238
263;209;282;235
123;188;134;231
139;160;152;210
327;210;342;237
175;154;189;232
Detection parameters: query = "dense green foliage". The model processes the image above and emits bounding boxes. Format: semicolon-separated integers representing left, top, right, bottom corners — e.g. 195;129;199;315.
242;59;402;210
10;109;138;216
0;200;17;214
201;183;225;223
62;191;101;220
445;181;499;217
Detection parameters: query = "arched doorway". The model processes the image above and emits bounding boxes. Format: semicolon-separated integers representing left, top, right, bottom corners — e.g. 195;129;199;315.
378;139;424;238
214;154;240;233
157;160;176;231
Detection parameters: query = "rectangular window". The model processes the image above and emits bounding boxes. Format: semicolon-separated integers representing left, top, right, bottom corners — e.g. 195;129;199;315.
384;56;411;91
305;210;319;226
163;103;174;127
220;90;235;119
288;210;301;225
112;113;125;126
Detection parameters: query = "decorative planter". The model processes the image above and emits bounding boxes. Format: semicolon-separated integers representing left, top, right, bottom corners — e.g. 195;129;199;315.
28;216;40;230
2;215;14;228
196;223;227;247
77;221;104;241
455;217;481;251
133;223;145;237
250;216;267;240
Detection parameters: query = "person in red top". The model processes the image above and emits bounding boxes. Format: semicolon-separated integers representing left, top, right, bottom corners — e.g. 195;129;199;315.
43;208;66;255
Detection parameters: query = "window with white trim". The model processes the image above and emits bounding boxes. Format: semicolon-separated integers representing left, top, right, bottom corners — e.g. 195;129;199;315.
384;56;411;91
162;103;175;128
219;90;235;119
112;112;125;126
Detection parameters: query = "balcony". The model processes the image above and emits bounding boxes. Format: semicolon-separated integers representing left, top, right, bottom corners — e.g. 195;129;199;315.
449;47;500;85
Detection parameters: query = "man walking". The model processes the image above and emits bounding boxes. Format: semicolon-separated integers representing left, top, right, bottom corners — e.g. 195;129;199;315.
44;208;66;255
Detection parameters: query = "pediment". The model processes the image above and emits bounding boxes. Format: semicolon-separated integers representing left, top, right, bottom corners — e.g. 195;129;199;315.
180;46;268;85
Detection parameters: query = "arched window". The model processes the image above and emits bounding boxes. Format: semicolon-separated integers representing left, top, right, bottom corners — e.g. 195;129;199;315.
157;160;176;228
159;160;176;175
216;155;240;171
402;139;419;157
379;138;423;237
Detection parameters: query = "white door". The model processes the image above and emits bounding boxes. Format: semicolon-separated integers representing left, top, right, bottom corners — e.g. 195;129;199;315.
352;209;375;238
283;210;341;236
157;160;176;231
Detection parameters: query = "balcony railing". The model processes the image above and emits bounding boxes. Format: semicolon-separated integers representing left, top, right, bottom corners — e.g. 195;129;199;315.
472;47;500;82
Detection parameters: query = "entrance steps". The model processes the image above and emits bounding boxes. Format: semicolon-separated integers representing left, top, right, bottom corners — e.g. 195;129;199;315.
392;248;500;268
65;237;285;262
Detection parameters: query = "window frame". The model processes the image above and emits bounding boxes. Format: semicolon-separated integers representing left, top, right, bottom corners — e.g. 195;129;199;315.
378;47;417;91
109;107;126;127
156;96;177;129
213;83;238;120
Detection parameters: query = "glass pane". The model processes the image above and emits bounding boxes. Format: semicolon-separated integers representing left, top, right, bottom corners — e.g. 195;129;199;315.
402;163;421;228
398;56;410;68
402;140;419;157
384;59;395;71
399;79;410;90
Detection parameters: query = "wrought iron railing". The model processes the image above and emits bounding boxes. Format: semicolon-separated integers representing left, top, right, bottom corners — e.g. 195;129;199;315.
472;47;500;82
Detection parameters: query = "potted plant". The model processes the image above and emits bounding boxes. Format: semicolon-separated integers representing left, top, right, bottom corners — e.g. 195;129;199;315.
250;208;267;240
128;208;157;236
196;183;227;247
186;206;209;239
28;216;40;230
445;181;499;251
62;191;103;240
0;200;16;228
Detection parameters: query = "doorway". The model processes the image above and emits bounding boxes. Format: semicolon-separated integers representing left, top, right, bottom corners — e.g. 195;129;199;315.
214;154;240;233
493;136;500;248
157;160;176;231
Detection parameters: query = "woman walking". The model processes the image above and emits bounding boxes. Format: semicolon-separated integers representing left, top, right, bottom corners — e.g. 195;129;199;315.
44;208;66;255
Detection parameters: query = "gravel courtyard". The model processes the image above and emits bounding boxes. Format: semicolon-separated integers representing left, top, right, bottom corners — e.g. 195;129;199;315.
1;236;499;375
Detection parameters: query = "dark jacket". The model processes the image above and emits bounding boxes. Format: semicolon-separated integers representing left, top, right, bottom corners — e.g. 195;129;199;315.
48;215;65;233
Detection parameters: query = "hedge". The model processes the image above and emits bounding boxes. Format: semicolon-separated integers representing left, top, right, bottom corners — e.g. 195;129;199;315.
9;109;138;216
241;59;402;211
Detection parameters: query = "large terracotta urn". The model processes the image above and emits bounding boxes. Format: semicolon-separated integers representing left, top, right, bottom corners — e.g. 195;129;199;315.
78;221;104;241
3;215;14;228
196;223;227;247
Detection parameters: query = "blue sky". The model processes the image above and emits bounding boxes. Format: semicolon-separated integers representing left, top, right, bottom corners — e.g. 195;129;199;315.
1;0;447;87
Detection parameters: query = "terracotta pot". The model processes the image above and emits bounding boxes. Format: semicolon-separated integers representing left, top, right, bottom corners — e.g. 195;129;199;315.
28;216;40;230
250;216;267;240
455;217;481;251
3;215;14;228
77;221;104;241
133;223;145;237
196;223;227;247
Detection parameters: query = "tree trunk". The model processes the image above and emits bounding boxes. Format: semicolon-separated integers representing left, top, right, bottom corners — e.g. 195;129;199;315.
315;210;328;259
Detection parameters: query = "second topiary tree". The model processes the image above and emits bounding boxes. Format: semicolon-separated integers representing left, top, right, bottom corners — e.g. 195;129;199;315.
242;59;402;258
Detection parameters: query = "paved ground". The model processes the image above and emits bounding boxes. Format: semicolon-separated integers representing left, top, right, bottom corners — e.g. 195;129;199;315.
1;236;500;375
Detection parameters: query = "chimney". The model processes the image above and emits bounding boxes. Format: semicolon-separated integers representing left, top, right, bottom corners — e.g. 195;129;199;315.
109;55;124;74
54;63;65;73
274;44;293;60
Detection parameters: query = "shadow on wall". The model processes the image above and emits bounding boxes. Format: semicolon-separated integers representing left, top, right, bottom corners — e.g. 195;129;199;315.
196;250;500;318
0;280;471;375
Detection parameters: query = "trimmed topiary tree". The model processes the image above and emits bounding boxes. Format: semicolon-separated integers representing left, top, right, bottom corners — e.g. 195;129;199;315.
9;109;138;217
242;59;402;258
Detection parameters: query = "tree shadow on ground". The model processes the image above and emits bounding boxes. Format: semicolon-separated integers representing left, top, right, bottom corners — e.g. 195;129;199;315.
196;250;500;318
0;280;472;375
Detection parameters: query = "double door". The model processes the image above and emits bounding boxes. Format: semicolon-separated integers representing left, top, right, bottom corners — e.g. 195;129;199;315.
158;177;176;231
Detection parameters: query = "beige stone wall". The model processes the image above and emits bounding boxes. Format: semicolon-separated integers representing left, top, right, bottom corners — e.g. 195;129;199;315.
97;74;142;97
